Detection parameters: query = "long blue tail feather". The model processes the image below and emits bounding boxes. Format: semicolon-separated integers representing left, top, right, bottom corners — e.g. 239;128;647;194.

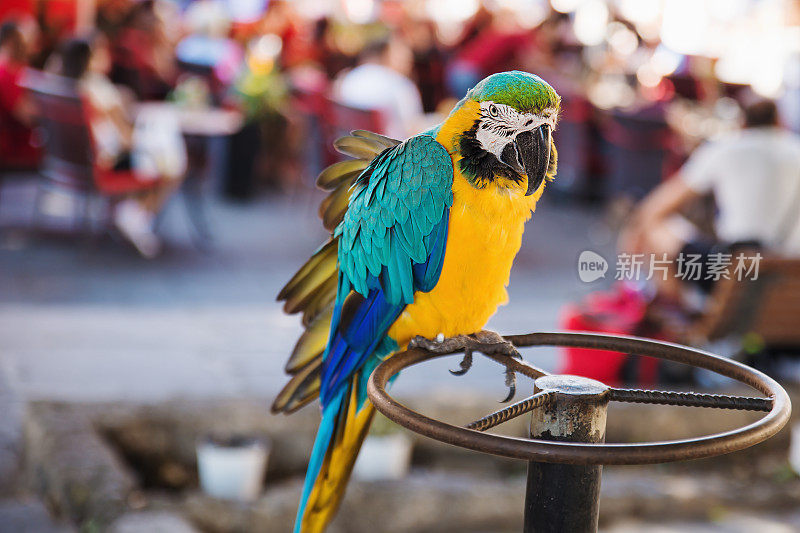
294;386;346;533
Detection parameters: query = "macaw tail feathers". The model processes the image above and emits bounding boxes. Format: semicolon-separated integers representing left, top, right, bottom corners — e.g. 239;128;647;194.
295;380;375;533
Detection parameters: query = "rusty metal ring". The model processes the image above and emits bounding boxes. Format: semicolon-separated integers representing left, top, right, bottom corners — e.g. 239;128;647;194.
366;332;792;465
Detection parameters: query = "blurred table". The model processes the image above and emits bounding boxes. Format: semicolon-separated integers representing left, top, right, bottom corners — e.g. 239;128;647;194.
135;101;244;136
135;102;244;247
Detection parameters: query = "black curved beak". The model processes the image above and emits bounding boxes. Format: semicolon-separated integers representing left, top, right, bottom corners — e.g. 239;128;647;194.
501;125;551;196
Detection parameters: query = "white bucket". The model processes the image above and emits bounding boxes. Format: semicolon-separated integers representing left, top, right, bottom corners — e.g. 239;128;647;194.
352;434;413;481
790;423;800;474
197;437;269;501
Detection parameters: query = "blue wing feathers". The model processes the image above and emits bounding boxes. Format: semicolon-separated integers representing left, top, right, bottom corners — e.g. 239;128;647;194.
413;213;449;292
320;287;404;403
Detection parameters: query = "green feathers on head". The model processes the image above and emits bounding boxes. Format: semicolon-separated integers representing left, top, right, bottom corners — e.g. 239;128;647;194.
467;71;560;113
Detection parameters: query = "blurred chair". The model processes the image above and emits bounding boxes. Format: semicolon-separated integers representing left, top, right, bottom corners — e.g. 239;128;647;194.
290;84;329;180
322;98;386;166
0;153;39;223
688;256;800;380
0;118;41;221
25;72;165;235
290;85;386;174
690;257;800;347
601;107;674;201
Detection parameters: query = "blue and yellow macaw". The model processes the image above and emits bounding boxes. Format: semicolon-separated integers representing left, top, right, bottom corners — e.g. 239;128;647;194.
275;71;560;532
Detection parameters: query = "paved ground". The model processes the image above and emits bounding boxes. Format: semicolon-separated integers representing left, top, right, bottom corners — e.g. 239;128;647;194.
0;499;72;533
603;512;800;533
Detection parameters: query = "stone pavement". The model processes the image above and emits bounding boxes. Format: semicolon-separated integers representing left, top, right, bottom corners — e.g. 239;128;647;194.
603;512;800;533
0;499;72;533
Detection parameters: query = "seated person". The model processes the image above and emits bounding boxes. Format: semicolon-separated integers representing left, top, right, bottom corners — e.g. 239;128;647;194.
619;99;800;299
60;36;185;258
0;19;40;168
110;0;175;100
335;37;423;140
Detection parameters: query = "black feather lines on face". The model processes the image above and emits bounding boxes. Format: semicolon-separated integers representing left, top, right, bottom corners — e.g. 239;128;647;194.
458;120;523;189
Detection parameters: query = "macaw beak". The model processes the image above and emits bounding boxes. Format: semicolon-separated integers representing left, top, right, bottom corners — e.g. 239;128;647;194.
501;124;552;196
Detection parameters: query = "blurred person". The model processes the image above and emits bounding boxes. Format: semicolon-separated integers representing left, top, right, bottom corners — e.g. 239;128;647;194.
96;0;134;37
405;18;446;113
0;18;40;168
110;0;175;99
63;35;133;170
451;3;493;51
259;0;306;69
60;36;186;258
619;99;800;298
176;0;243;103
335;36;423;139
308;17;351;80
445;9;533;98
227;34;293;196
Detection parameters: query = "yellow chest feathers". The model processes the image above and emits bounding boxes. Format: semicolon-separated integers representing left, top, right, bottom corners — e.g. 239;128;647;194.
387;167;542;346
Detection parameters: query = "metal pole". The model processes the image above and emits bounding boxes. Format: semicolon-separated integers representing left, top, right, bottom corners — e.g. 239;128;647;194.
524;375;610;533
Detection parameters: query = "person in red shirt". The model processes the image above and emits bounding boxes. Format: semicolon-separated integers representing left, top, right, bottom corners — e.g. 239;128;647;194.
110;1;175;100
0;19;39;168
446;11;533;98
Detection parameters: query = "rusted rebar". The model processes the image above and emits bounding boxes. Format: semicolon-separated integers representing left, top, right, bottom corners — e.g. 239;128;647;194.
608;388;772;411
466;391;557;431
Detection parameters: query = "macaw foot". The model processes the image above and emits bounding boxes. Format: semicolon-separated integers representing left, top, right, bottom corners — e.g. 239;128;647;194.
408;330;521;403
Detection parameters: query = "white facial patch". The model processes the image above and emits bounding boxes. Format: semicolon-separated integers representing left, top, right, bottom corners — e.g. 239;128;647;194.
475;102;557;161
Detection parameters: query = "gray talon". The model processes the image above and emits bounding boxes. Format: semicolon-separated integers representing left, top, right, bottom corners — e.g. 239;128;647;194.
450;349;473;376
501;367;517;403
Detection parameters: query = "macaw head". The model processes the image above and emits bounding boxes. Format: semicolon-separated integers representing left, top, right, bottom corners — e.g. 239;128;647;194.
447;71;560;196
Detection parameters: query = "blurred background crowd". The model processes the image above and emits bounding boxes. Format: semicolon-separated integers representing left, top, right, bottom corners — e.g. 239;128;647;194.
2;0;798;206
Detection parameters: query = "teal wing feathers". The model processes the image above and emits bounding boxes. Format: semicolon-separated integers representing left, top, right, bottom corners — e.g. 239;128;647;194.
273;131;400;414
320;134;454;404
274;131;454;413
336;135;454;303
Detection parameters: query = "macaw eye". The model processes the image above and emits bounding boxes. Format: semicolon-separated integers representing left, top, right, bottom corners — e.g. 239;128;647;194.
488;104;499;117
